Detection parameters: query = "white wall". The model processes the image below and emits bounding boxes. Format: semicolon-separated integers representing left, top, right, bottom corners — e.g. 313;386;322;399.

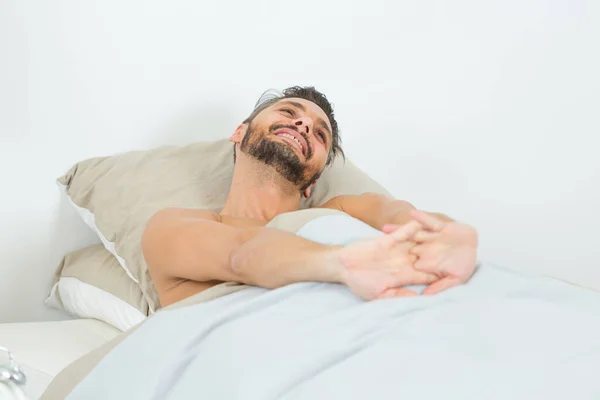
1;0;599;322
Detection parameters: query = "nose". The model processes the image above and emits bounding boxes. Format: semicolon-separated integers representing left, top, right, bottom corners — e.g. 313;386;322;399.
294;117;313;136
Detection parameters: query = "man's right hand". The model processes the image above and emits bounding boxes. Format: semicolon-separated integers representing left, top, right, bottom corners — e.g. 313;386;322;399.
335;220;438;301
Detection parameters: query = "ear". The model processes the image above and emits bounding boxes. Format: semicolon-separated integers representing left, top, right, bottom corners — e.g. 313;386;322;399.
302;180;318;199
230;123;248;144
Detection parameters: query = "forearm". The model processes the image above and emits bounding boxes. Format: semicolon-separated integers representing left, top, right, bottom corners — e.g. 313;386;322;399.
332;193;455;229
327;193;417;231
230;227;345;289
371;195;455;227
387;209;455;227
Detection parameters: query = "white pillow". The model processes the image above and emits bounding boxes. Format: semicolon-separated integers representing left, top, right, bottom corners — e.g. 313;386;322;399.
46;244;148;331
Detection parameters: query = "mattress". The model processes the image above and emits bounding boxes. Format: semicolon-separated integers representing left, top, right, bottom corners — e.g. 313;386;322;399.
0;318;121;399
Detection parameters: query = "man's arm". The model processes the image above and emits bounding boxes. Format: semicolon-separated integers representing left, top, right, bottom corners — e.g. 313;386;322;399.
318;192;454;230
142;208;344;290
142;207;436;302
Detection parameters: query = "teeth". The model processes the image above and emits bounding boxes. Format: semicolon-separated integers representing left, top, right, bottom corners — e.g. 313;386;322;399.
279;133;303;151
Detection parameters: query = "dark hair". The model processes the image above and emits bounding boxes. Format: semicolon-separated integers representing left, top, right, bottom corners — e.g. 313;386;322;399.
234;86;344;166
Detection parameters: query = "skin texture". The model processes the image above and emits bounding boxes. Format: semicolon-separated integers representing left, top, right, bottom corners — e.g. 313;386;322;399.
142;96;479;307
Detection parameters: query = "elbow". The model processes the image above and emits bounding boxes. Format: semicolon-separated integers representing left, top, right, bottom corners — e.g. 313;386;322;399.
227;228;281;289
228;248;259;287
227;228;258;279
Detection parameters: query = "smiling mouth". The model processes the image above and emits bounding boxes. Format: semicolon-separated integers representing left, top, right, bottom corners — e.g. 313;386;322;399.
275;132;305;156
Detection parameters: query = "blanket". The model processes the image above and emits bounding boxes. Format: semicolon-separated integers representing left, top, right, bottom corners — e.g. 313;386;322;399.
62;214;600;399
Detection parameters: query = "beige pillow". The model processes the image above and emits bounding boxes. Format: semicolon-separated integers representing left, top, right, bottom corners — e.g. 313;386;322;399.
58;138;391;312
46;244;149;331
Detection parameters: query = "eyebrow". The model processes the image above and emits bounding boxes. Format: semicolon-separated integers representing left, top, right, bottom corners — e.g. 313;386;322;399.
278;100;332;140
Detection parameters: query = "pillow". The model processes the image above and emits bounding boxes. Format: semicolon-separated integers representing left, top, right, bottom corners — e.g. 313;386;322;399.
58;138;391;312
46;244;148;331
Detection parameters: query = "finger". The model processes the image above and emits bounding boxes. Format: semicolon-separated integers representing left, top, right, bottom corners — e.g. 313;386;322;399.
388;220;422;242
376;287;418;299
413;252;442;274
377;221;421;249
422;276;462;295
408;244;426;256
381;223;415;235
408;254;418;264
413;230;440;243
408;210;445;232
381;224;396;234
395;268;438;286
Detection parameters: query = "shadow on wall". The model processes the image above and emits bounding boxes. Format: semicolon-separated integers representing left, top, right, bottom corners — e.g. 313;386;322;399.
0;189;102;322
43;188;101;303
147;102;242;148
49;188;101;257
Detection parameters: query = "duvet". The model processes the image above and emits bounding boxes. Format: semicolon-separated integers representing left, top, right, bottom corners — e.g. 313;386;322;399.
61;215;600;400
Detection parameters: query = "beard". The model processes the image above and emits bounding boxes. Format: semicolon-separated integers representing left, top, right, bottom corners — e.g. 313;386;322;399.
240;122;319;191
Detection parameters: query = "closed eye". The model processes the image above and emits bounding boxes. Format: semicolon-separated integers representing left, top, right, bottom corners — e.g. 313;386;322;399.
280;108;295;117
317;131;326;142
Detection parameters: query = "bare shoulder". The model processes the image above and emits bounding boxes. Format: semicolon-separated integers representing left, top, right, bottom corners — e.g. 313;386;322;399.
142;207;223;307
142;207;219;264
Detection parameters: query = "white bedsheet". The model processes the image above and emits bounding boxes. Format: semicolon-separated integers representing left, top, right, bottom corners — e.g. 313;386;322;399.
0;319;120;399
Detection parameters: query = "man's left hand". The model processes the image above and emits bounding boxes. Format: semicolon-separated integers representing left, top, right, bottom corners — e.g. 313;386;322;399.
382;210;478;295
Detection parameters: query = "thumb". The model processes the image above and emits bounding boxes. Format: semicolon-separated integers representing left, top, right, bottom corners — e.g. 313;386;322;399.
381;224;397;234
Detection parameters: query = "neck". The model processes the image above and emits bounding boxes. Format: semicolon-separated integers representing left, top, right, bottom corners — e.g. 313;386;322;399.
220;157;302;221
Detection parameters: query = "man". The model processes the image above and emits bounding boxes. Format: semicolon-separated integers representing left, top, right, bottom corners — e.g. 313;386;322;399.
142;86;478;307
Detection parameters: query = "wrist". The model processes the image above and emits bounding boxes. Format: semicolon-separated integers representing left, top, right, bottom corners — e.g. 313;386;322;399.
386;201;418;227
428;212;455;223
318;245;347;285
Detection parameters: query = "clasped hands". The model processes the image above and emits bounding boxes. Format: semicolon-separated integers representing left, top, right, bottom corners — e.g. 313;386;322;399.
381;210;479;298
338;209;479;301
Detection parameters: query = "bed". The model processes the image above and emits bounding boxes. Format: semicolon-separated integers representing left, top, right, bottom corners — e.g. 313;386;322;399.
3;138;599;399
0;319;120;399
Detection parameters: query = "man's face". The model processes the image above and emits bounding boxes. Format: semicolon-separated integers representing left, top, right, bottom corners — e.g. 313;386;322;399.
238;98;333;191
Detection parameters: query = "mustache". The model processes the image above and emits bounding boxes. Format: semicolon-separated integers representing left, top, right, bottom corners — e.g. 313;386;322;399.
269;124;312;158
